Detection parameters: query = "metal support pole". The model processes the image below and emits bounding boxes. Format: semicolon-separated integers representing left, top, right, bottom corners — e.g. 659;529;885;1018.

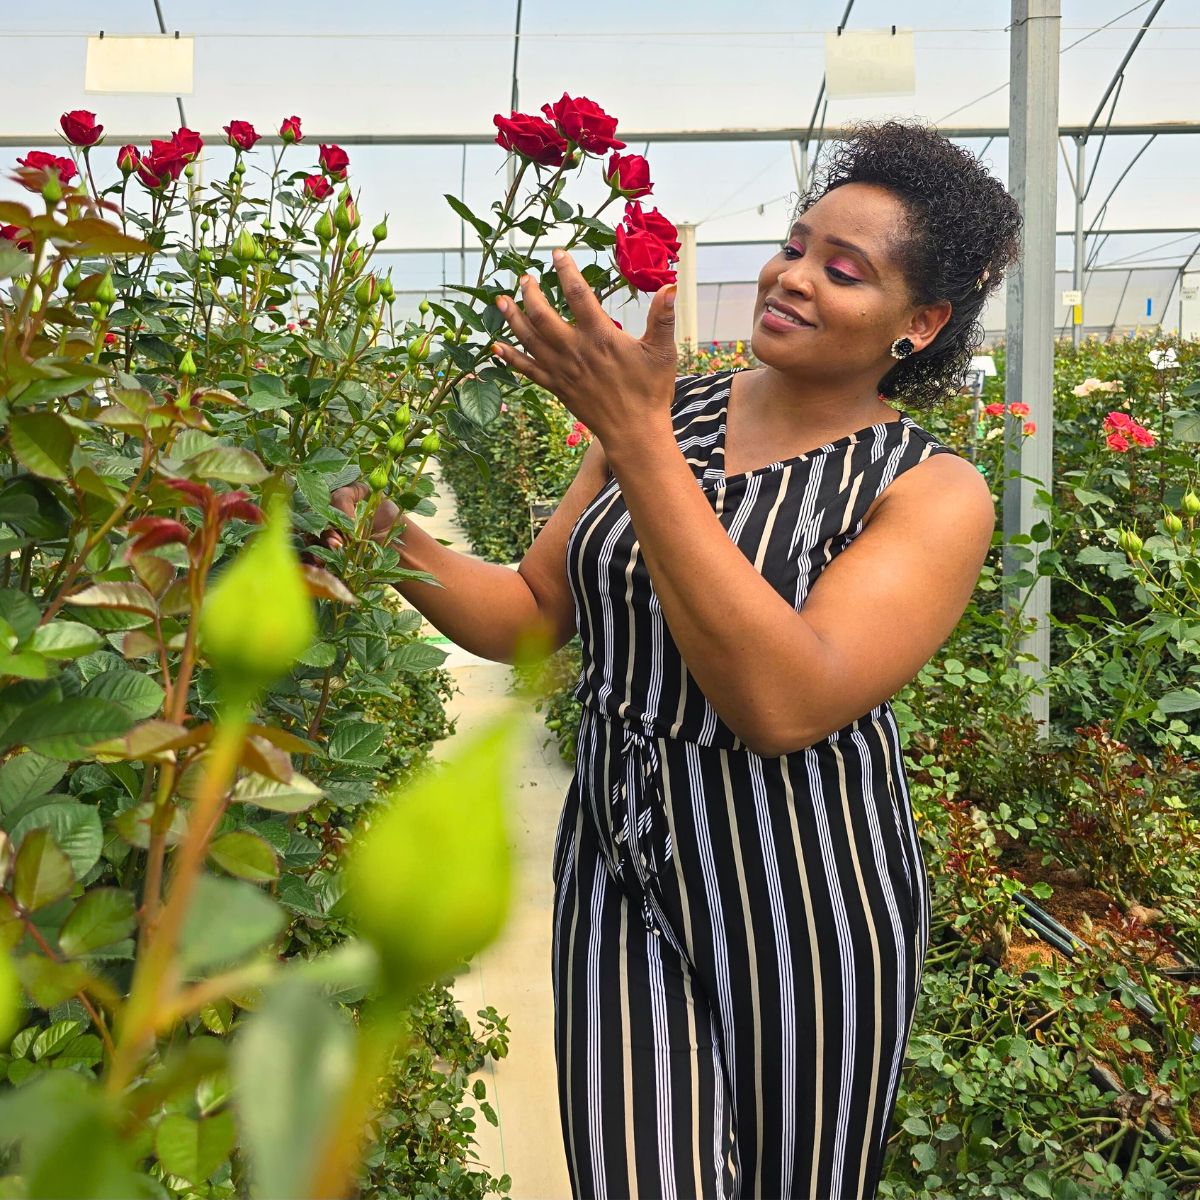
1004;0;1060;737
1073;135;1085;347
675;223;699;356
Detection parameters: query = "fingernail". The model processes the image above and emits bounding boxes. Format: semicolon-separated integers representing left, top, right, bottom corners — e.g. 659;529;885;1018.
552;249;565;263
519;274;531;286
664;285;677;309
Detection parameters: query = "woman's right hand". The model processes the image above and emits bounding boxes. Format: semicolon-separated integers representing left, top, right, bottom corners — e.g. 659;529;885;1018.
321;481;406;552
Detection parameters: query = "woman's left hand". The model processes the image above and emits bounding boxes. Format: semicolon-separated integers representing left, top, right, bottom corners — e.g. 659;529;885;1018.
491;249;679;448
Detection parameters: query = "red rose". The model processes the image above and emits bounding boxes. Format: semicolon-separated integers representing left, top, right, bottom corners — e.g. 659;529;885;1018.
304;173;333;201
61;110;103;147
1103;411;1134;433
493;112;567;166
137;138;187;189
318;143;350;179
104;332;118;346
116;144;140;175
1008;401;1030;417
0;224;33;252
172;126;203;160
623;201;680;260
1106;432;1130;453
604;152;652;198
983;402;1006;416
1023;421;1036;436
1130;424;1155;448
280;115;303;144
540;94;625;155
16;151;77;191
614;224;677;293
224;120;260;151
566;431;582;448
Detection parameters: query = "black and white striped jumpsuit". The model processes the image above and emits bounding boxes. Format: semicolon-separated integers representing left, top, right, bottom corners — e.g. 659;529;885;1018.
551;368;949;1200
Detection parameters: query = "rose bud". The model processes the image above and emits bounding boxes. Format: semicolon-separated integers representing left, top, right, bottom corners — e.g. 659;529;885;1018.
334;195;360;235
116;144;140;176
314;210;335;243
394;403;411;430
345;718;514;1001
95;271;117;307
179;349;197;376
418;298;430;315
62;264;84;292
104;332;118;347
223;120;260;152
1182;492;1200;517
279;115;303;144
1116;529;1143;556
604;151;653;198
372;217;388;243
61;110;104;148
1163;513;1184;535
420;431;441;455
354;275;379;309
368;465;389;492
199;499;316;692
232;228;260;263
318;143;350;180
303;173;332;202
408;333;432;363
378;275;395;301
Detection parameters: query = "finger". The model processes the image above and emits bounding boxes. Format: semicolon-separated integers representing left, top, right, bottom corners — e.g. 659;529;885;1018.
514;272;574;354
491;339;553;391
550;249;607;334
497;283;556;358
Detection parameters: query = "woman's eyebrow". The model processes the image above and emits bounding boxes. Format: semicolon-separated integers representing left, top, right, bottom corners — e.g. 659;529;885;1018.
790;221;878;274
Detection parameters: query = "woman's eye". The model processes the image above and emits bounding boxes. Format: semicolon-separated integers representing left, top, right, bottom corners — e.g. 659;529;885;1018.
827;266;859;284
780;242;803;259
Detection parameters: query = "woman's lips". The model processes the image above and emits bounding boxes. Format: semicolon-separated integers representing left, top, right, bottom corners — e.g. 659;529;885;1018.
760;303;814;333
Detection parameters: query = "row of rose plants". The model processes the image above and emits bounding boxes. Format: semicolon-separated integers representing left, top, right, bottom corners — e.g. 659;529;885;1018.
0;93;678;1197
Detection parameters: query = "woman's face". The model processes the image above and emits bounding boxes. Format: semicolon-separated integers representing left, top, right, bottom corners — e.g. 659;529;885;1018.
750;181;946;387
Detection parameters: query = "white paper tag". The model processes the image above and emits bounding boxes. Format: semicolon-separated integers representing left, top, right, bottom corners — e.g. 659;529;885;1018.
85;35;194;95
824;30;915;99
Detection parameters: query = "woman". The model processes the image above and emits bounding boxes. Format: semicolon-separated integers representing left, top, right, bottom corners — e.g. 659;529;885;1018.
333;122;1020;1199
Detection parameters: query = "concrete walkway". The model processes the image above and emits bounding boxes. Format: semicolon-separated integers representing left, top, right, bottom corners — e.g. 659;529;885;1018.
420;467;573;1199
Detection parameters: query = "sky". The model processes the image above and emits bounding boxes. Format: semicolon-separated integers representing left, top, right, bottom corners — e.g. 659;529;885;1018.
3;0;1198;337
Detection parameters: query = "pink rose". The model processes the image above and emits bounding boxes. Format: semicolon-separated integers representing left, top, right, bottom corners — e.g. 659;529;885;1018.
1130;424;1155;448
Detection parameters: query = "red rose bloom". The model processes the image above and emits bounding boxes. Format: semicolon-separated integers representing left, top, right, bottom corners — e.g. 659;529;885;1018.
116;144;140;175
318;143;350;179
614;224;677;293
1130;424;1155;447
280;115;303;144
540;93;625;154
623;201;680;260
604;151;652;198
1103;411;1134;433
1106;432;1130;453
1023;421;1037;436
493;111;567;166
224;120;260;151
566;431;582;448
304;173;333;201
172;126;203;160
983;402;1006;416
16;151;77;190
60;110;103;147
1008;401;1030;417
1;224;33;252
137;138;187;189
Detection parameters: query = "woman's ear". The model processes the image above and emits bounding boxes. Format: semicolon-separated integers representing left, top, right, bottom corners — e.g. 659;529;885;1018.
907;300;952;352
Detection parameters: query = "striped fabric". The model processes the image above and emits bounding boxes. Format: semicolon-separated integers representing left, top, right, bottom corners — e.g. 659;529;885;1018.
551;369;954;1199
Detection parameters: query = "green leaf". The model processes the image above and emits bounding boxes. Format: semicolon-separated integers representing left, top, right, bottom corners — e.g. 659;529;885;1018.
28;621;104;660
911;1142;938;1171
327;721;386;764
1172;411;1200;442
233;771;323;813
1157;688;1200;714
208;831;279;882
392;641;449;673
0;751;66;807
275;873;326;918
0;587;41;644
457;376;504;427
65;580;159;617
179;875;286;974
58;888;137;957
1023;1169;1054;1198
53;1032;103;1069
902;1116;931;1137
3;696;133;760
0;948;18;1047
444;193;493;240
184;445;269;485
0;242;33;280
231;979;355;1200
31;1019;84;1061
13;829;75;911
7;795;103;879
295;640;336;668
8;412;74;481
80;668;166;720
155;1110;237;1186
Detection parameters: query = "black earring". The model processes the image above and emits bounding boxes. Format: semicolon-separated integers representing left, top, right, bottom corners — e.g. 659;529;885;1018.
890;337;915;360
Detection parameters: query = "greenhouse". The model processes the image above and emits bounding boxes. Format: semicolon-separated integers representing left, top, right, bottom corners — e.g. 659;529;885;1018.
0;1;1199;1197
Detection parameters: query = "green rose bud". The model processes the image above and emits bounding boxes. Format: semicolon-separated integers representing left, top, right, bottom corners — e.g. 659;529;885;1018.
420;431;441;455
387;432;406;455
63;264;84;293
418;298;431;315
1116;528;1143;556
378;275;394;301
334;195;360;235
234;160;246;177
41;173;63;205
1163;512;1184;535
179;349;197;376
198;247;213;263
199;499;317;691
314;210;335;244
200;217;211;233
408;333;432;363
368;466;389;492
232;228;260;264
372;217;388;242
95;271;117;307
1182;492;1200;517
354;274;378;309
394;403;411;431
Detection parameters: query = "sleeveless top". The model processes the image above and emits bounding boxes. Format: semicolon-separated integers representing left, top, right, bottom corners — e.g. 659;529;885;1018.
565;368;960;753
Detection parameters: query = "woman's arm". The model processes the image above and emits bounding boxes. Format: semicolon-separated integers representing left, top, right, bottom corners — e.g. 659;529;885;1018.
329;436;611;665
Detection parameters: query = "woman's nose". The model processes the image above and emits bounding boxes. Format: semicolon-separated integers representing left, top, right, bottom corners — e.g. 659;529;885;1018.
777;262;815;296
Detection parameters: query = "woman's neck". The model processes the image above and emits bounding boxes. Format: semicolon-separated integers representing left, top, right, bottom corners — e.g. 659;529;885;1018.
736;365;900;443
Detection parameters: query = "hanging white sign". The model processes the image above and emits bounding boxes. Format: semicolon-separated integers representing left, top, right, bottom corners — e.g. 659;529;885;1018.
85;35;195;95
824;30;916;99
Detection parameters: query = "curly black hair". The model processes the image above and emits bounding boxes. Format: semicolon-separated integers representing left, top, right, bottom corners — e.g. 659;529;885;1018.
794;121;1022;410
